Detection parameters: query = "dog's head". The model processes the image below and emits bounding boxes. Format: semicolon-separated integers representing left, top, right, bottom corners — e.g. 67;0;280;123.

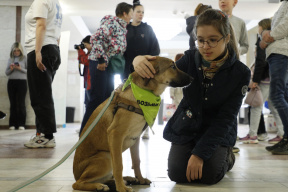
131;56;193;96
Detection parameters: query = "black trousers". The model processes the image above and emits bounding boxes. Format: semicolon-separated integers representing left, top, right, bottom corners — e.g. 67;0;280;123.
7;79;27;128
27;45;61;134
168;142;229;185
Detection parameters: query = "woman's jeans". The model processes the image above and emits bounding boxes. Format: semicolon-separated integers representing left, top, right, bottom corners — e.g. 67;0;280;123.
249;83;284;137
7;79;27;128
79;60;114;135
268;54;288;137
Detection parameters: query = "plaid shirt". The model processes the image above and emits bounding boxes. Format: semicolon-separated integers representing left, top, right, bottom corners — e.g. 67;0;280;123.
88;15;128;64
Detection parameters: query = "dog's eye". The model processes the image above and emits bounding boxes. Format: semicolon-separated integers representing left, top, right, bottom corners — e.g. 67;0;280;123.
171;65;176;69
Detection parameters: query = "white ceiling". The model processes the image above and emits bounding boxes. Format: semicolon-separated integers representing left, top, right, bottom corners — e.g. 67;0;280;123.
0;0;283;56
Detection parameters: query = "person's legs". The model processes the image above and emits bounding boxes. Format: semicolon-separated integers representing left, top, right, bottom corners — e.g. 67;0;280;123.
7;80;17;129
267;98;284;144
25;45;60;148
17;80;27;128
268;54;288;137
266;54;288;154
79;60;109;135
247;84;270;138
168;142;232;185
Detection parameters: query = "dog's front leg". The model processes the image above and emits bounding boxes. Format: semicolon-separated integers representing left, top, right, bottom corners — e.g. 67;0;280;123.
108;129;133;192
130;137;151;185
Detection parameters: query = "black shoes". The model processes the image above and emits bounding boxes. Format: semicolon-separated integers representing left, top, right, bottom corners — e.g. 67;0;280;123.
266;136;288;155
0;111;6;120
267;136;288;155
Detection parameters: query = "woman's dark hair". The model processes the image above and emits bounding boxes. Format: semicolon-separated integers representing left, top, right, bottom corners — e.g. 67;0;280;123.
82;35;91;44
194;9;239;60
116;2;133;17
258;18;271;31
194;3;212;16
133;0;142;10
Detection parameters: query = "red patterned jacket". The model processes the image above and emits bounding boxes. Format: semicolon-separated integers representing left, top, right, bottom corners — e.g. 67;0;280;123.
88;15;128;64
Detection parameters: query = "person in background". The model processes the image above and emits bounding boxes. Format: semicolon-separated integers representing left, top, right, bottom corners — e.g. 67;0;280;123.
133;9;250;185
260;0;288;155
170;54;184;108
219;0;249;153
121;0;160;139
240;18;284;144
75;35;92;134
24;0;62;148
5;42;27;130
185;3;212;50
79;2;133;135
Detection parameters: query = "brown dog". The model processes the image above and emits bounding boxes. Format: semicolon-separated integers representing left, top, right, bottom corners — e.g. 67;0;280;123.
72;56;193;192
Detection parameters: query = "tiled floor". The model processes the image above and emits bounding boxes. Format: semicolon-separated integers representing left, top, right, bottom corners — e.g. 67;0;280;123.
0;123;288;192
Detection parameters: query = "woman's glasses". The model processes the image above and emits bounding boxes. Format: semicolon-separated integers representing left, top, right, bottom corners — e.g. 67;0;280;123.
196;36;225;48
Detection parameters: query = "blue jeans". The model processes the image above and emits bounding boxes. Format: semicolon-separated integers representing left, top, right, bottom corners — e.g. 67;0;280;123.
79;60;114;135
268;54;288;137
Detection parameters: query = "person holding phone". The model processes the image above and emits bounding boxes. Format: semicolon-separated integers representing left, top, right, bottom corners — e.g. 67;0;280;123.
5;42;28;130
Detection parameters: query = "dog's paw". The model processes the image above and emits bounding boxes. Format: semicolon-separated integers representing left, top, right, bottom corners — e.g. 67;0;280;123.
139;178;152;185
117;186;134;192
123;176;139;185
95;183;110;192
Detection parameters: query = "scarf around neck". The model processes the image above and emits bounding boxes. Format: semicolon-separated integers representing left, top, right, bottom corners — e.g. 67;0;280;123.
202;50;229;79
122;75;161;131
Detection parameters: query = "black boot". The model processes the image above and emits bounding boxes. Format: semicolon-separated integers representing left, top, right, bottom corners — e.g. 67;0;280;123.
269;136;288;155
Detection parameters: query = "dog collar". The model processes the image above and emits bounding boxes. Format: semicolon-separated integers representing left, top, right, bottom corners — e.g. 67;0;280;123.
122;75;161;130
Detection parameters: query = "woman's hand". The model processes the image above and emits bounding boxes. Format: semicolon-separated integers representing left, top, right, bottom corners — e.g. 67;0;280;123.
36;52;46;72
251;82;258;89
259;40;268;50
10;64;14;71
186;154;204;182
262;30;274;43
97;63;107;71
132;55;157;78
14;65;21;70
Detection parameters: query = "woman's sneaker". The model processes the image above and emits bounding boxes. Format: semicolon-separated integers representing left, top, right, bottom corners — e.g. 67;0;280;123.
24;136;56;148
257;133;269;141
19;126;25;130
9;126;15;130
268;136;282;144
239;134;258;144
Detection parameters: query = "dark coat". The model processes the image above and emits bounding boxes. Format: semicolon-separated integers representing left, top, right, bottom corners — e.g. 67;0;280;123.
252;37;269;83
163;49;250;161
186;16;197;49
123;22;160;79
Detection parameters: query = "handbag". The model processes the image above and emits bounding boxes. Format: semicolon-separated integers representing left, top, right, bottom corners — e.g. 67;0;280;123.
245;85;263;107
108;55;125;75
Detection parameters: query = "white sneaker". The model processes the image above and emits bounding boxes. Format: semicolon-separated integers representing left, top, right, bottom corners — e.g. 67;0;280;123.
19;126;25;130
9;126;15;130
24;136;56;148
142;128;149;139
257;133;269;141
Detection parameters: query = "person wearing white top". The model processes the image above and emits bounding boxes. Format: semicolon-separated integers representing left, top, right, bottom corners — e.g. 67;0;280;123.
24;0;62;148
